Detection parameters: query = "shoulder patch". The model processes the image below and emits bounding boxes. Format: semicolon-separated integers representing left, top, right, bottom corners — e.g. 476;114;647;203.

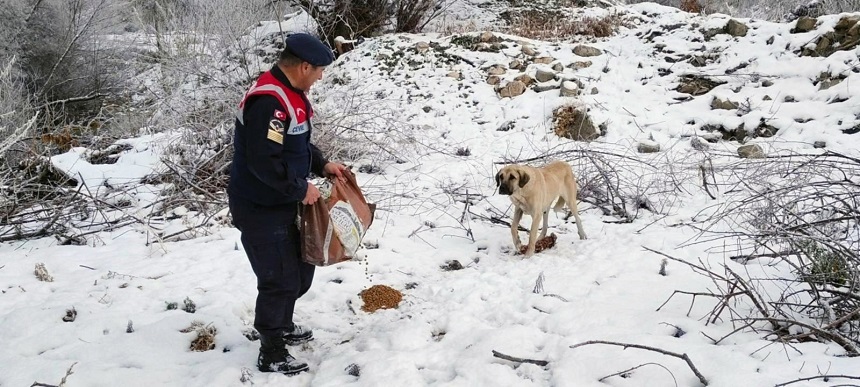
269;119;284;133
273;109;287;121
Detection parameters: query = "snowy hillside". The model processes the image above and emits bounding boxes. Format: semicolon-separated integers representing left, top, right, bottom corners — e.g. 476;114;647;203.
1;3;859;387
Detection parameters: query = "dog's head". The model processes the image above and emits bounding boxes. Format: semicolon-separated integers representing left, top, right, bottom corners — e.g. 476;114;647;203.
495;165;530;195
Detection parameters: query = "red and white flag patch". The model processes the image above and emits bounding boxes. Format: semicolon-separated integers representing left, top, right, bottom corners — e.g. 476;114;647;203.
273;109;287;121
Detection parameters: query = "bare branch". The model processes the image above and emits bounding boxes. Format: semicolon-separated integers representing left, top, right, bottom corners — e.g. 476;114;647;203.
491;350;549;366
570;340;708;386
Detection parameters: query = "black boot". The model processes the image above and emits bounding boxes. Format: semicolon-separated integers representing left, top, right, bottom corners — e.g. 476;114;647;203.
257;334;309;375
283;323;314;346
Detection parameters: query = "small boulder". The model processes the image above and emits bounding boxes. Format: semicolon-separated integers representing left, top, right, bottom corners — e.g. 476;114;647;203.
522;45;538;56
487;65;507;76
535;68;557;83
724;19;748;37
560;81;580;97
533;56;555;64
479;31;498;43
570;61;593;70
573;45;602;57
691;136;709;151
637;141;661;153
711;97;739;110
498;81;527;98
738;144;765;158
553;105;599;141
514;74;535;86
792;17;817;33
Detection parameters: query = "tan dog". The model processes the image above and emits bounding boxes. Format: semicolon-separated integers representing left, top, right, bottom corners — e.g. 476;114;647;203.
496;161;587;256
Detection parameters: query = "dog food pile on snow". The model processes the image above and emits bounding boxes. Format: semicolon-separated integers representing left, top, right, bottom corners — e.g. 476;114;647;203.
519;233;557;255
360;285;403;313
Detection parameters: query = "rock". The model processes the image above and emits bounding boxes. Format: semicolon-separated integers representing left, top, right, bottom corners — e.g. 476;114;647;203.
738;144;765;158
835;15;860;32
570;61;593;70
724;19;748;37
755;121;779;137
497;121;515;132
691;136;709;151
560;81;580;97
447;71;462;80
702;28;723;40
784;95;796;102
637;141;661;153
487;65;507;76
813;141;827;148
479;31;498;43
819;77;845;90
676;75;725;96
792;17;817;33
590;87;599;95
814;36;832;55
533;56;555;64
573;45;602;57
763;95;772;101
533;83;560;93
553;105;599;141
415;42;431;53
762;79;774;87
510;59;524;70
498;81;527;98
535;68;556;82
514;74;535;86
522;45;537;56
552;63;564;72
486;75;500;85
711;97;739;110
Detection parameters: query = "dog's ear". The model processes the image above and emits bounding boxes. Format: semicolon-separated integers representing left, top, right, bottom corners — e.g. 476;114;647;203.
518;170;530;188
495;171;502;187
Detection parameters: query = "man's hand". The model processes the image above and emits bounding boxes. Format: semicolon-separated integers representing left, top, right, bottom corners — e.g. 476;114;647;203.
323;162;349;182
303;183;321;205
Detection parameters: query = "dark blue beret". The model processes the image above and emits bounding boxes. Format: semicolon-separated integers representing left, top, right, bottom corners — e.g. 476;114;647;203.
284;33;335;66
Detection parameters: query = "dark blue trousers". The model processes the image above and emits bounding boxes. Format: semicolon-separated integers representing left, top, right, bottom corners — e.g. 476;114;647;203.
229;196;315;338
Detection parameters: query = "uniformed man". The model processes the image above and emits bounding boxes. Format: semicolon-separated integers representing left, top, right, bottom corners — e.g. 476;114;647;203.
228;32;347;375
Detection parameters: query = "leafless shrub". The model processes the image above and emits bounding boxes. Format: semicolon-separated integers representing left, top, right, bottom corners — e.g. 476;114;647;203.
504;10;626;41
680;0;703;13
666;151;860;355
295;0;455;47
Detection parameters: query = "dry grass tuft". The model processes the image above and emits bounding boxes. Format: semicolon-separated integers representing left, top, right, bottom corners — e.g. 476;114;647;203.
507;12;625;40
181;321;217;352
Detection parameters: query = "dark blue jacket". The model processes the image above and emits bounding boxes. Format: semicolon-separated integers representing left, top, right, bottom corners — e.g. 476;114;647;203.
228;65;328;221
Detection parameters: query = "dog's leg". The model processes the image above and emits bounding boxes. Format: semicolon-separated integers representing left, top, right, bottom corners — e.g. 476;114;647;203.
564;174;588;240
569;198;587;240
525;212;541;257
540;209;549;239
511;207;523;251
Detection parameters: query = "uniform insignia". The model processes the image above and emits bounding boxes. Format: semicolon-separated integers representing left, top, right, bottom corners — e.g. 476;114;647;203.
269;119;284;133
273;109;287;121
267;129;284;144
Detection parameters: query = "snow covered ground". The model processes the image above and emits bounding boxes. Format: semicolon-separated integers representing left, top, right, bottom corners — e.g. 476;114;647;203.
2;3;859;386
